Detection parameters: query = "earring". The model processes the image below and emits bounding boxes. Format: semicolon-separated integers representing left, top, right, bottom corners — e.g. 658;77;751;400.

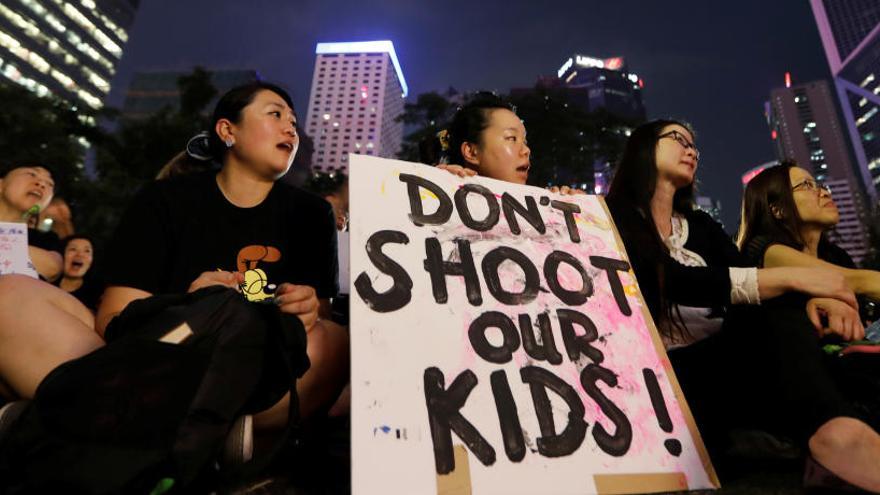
225;137;234;148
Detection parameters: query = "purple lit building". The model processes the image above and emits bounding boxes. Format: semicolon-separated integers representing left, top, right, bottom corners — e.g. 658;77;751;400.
304;41;408;173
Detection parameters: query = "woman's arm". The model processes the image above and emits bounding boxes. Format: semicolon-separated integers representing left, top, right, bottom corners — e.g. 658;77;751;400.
95;270;244;337
764;243;880;300
28;245;62;282
757;266;856;308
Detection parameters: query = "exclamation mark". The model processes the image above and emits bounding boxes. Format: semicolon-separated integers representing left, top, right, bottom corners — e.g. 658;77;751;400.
643;368;682;457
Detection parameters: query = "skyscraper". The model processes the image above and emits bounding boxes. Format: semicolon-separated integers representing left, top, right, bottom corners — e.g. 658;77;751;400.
305;41;407;173
553;54;646;122
0;0;139;110
766;79;871;262
810;0;880;204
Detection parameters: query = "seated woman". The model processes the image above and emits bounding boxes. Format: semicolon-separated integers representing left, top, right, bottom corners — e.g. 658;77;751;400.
0;84;347;447
0;166;99;404
0;165;63;281
97;82;348;430
738;161;880;323
605;120;880;491
55;235;103;313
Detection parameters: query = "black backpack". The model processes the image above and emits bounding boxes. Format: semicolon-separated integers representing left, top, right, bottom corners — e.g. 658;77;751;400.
0;286;309;494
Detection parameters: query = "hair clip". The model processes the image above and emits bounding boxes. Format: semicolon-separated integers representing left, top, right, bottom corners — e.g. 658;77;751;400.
186;132;214;161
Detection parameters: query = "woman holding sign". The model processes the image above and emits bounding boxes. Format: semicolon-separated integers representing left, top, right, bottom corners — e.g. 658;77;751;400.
605;120;880;491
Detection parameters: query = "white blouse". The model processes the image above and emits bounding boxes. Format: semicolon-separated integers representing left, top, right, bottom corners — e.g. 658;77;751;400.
660;214;760;349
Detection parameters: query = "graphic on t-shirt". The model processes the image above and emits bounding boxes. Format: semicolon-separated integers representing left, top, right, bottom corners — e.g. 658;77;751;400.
237;245;281;302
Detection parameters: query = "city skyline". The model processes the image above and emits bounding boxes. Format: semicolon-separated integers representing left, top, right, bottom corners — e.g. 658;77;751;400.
0;0;138;110
104;0;831;231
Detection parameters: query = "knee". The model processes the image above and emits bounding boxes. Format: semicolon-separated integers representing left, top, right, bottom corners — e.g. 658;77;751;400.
809;417;868;457
306;319;349;366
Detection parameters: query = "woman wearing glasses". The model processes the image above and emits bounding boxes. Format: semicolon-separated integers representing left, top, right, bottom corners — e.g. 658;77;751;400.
738;161;880;302
606;120;880;491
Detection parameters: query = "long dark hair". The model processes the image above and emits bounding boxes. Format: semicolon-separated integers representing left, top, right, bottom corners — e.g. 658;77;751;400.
607;119;696;216
736;161;833;257
606;119;697;342
158;82;295;179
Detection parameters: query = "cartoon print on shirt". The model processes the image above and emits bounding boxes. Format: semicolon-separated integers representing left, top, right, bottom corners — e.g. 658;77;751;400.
237;245;281;302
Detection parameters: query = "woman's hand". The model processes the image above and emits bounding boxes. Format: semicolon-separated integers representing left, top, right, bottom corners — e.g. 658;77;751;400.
436;164;477;178
188;270;244;293
548;185;586;196
275;283;319;331
789;268;857;309
806;297;865;341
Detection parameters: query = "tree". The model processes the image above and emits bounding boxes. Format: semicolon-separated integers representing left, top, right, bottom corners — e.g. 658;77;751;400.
0;83;104;193
509;89;636;189
396;87;636;189
396;91;456;163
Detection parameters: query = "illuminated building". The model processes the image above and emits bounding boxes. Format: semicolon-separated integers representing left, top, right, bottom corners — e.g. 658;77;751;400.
811;0;880;204
122;69;259;120
741;160;779;186
766;78;871;263
553;54;646;122
0;0;138;110
510;54;645;192
305;40;407;172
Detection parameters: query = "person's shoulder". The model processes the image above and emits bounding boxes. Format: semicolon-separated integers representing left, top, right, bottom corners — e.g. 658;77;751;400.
156;170;214;193
819;239;856;268
136;171;215;205
604;196;641;220
742;235;776;266
274;181;333;214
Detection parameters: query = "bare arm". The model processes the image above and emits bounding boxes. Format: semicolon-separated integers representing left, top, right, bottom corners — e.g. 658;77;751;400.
28;245;62;282
765;244;880;299
96;270;245;337
757;266;857;308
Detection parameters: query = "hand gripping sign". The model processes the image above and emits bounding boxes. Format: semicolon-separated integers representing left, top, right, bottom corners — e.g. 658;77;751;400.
349;155;719;495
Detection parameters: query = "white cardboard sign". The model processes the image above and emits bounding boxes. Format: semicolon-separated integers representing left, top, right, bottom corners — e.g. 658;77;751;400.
349;155;718;494
0;222;35;278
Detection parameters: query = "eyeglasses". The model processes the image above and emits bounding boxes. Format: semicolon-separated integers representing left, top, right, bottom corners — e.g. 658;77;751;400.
659;130;700;160
792;178;832;195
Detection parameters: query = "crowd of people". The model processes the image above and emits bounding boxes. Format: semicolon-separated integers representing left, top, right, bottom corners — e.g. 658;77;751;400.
0;83;878;492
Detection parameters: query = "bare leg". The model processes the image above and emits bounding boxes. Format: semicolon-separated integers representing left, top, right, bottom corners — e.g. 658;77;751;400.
809;417;880;492
254;318;349;430
0;275;103;398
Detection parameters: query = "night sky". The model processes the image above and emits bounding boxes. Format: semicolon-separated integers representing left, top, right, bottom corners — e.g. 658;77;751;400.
107;0;831;231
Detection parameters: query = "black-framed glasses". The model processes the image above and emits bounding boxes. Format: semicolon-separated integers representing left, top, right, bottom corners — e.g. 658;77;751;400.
792;179;832;195
659;130;700;160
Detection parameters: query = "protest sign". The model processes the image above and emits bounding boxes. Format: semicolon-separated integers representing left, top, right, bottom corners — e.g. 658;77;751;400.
349;155;719;494
0;222;35;278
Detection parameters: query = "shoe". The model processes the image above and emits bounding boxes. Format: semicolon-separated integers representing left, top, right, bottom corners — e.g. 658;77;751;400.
221;414;254;467
0;401;28;445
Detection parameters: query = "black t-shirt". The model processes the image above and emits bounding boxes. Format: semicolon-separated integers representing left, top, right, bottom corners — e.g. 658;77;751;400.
105;172;338;301
56;276;104;312
28;228;61;253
